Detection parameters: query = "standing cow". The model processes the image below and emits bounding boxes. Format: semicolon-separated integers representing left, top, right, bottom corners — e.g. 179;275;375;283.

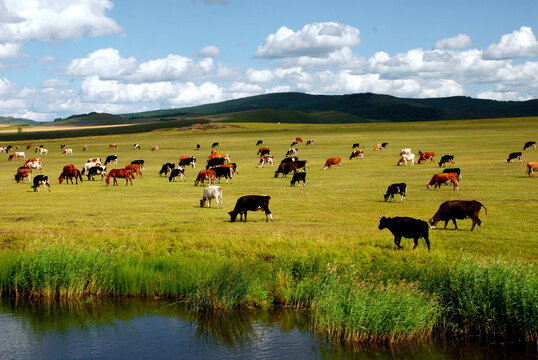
429;200;487;232
378;216;430;251
200;185;223;208
229;195;272;222
383;183;407;202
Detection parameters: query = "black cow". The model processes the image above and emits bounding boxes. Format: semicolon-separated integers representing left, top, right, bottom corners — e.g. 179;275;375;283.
438;154;454;167
131;160;144;169
523;141;536;150
352;143;360;149
169;168;185;182
158;163;175;177
196;144;200;150
429;200;487;232
229;195;272;222
104;155;118;166
275;162;298;177
256;140;263;146
378;216;430;251
381;142;389;149
206;157;226;169
179;156;196;168
507;152;522;162
214;166;233;183
442;168;462;181
32;175;50;192
290;172;306;187
87;166;106;181
383;183;407;202
211;142;219;148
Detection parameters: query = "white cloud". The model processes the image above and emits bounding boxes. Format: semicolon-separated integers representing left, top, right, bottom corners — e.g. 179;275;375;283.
39;79;69;89
254;22;360;59
476;91;532;101
483;26;538;59
64;48;138;79
0;42;20;58
195;45;222;57
434;34;472;49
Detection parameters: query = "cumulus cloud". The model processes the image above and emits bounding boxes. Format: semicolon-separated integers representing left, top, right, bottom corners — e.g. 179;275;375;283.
483;26;538;59
254;22;360;59
194;45;222;58
0;42;21;58
434;34;472;49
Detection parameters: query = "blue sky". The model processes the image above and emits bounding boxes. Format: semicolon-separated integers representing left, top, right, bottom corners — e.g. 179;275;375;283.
1;0;538;121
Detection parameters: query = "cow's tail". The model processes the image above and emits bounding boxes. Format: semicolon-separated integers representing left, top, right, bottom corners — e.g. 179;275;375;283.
478;202;487;215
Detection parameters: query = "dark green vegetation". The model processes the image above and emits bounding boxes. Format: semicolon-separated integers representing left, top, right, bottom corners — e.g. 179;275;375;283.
0;118;536;344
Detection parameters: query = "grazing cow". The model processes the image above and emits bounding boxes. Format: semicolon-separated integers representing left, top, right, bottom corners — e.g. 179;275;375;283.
426;172;459;190
323;157;341;170
133;144;141;150
86;166;107;181
83;145;88;151
352;143;360;149
290;141;298;148
206;157;226;169
200;185;223;208
109;143;118;149
373;143;382;151
229;195;272;222
60;144;66;149
130;160;144;169
35;146;48;155
104;155;118;166
8;153;17;161
442;168;462;181
290;172;306;187
295;137;303;143
256;140;263;146
194;169;216;186
211;142;219;148
32;175;50;192
257;147;271;157
258;155;274;168
384;183;407;202
275;162;298;177
169;167;185;182
429;200;487;232
15;152;25;159
397;153;415;166
286;148;298;157
196;144;200;150
106;169;133;186
523;141;536;150
61;149;73;156
15;167;32;183
179;156;197;168
151;145;159;152
418;151;435;164
125;163;143;178
438;155;454;167
507;152;522;162
349;150;364;160
306;140;314;146
214;166;233;183
59;164;83;184
24;158;42;170
378;216;430;251
400;148;412;155
527;162;538;177
159;163;175;177
26;144;32;150
381;143;389;149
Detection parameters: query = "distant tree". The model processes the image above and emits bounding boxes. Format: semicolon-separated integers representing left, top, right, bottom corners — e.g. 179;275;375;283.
17;127;23;133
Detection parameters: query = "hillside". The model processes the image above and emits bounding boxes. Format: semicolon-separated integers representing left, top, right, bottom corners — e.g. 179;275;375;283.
0;116;39;126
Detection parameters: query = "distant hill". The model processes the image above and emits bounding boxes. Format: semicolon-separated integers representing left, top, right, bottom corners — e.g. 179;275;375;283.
121;92;538;123
0;116;39;126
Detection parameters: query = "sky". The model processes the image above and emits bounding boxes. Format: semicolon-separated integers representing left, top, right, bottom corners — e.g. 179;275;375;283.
1;0;538;121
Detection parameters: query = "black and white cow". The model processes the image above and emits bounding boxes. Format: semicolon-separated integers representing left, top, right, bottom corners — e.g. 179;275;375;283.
378;216;430;251
383;183;407;202
507;152;522;162
159;163;175;177
169;167;185;182
229;195;272;222
133;144;141;150
438;154;454;167
523;141;536;150
179;156;196;168
87;166;107;181
104;155;118;166
32;175;50;192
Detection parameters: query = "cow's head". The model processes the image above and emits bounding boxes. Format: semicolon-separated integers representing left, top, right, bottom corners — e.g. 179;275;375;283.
428;218;438;229
229;211;238;222
383;193;390;201
378;216;389;230
426;184;432;190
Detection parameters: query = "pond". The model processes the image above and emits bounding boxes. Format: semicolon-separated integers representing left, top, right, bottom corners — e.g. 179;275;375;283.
0;298;534;359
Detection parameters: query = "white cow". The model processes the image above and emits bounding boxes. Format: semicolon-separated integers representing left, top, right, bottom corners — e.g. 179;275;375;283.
200;185;223;209
400;148;412;156
62;148;73;156
258;155;274;168
397;153;415;166
15;151;25;158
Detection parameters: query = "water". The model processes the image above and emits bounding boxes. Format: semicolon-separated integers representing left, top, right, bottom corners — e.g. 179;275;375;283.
0;298;535;360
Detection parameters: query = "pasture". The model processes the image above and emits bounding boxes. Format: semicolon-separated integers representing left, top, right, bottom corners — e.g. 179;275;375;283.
0;117;536;343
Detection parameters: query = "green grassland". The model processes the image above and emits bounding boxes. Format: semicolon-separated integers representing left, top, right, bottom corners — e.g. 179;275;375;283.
0;117;537;343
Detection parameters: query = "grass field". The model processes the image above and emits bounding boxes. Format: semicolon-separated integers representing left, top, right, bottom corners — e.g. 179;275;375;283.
0;117;537;343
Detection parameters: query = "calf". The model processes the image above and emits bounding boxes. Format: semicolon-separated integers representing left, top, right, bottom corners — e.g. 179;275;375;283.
383;183;407;202
323;157;341;170
214;166;233;183
523;141;536;150
200;185;223;208
507;152;522;162
130;160;144;169
349;150;364;160
179;156;196;168
378;216;430;251
442;168;462;181
429;200;487;232
194;170;216;186
275;162;298;177
32;175;50;192
290;172;306;187
258;155;274;168
438;154;454;167
206;157;226;169
159;163;175;176
87;166;107;181
426;172;459;191
104;155;118;166
169;167;185;182
229;195;272;222
15;167;32;183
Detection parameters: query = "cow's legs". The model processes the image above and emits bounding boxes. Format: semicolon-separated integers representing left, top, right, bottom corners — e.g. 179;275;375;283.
452;219;458;230
444;220;449;229
265;209;273;222
424;235;431;251
412;238;419;250
394;236;403;249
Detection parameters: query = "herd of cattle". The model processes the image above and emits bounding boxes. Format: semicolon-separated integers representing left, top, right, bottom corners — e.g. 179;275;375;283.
3;137;536;251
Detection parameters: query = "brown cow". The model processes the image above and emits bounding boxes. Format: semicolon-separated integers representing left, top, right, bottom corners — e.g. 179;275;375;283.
323;157;341;170
125;163;143;178
418;150;435;164
527;162;538;177
106;169;133;186
194;170;216;186
426;172;459;190
15;167;32;183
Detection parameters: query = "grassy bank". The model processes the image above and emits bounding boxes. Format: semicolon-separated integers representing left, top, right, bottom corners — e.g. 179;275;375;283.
0;118;537;343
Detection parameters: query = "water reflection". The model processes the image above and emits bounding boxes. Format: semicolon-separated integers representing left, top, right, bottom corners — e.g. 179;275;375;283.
0;297;535;360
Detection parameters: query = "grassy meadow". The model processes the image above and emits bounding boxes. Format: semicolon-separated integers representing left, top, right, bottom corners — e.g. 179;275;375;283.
0;117;537;343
